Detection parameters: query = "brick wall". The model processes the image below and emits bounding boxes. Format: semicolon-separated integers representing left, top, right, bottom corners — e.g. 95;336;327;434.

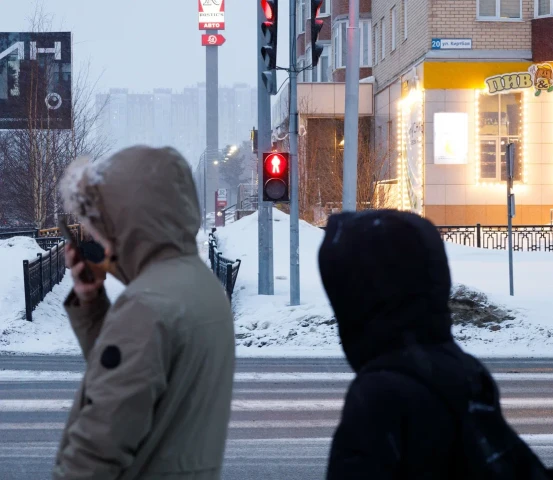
373;0;534;92
532;17;553;62
372;0;430;91
332;0;371;19
431;0;532;50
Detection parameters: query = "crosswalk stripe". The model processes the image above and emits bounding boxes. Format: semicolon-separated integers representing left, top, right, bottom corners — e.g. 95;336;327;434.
5;370;553;383
4;397;553;412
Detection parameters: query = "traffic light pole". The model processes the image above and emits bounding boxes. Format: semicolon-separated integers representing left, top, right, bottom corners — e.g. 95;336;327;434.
206;29;219;219
289;0;300;306
257;0;274;296
342;0;360;212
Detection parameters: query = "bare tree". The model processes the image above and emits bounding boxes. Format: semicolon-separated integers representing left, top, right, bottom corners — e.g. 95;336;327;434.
279;97;395;225
0;4;110;228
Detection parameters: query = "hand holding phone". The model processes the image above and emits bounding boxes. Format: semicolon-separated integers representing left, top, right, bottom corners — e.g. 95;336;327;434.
59;220;105;304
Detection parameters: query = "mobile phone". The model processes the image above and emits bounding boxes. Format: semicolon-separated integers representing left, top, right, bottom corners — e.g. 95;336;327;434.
58;219;96;284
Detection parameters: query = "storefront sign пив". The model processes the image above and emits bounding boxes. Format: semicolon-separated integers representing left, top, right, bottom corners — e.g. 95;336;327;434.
485;63;553;96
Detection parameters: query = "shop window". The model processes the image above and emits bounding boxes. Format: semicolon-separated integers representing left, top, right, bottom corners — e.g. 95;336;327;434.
478;0;522;20
478;93;522;182
536;0;553;16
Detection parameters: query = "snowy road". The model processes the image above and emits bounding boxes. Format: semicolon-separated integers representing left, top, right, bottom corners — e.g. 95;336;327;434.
2;357;553;479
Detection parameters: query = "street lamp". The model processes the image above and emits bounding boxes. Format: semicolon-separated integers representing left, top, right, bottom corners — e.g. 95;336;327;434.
199;148;225;233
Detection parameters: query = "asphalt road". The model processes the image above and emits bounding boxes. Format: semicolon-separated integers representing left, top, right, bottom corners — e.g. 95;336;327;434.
2;356;553;479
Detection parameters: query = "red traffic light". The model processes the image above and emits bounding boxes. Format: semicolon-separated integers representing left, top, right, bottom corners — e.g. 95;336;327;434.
264;153;287;176
261;0;276;21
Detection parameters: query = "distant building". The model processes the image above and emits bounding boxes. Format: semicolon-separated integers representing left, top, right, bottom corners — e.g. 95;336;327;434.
96;83;258;169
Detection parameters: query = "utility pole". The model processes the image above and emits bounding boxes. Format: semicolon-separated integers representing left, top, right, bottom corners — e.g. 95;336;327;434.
507;143;515;296
289;0;300;305
206;28;219;219
257;0;275;295
342;0;360;212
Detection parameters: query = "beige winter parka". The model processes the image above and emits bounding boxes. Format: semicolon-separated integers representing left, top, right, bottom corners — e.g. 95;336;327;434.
53;146;235;480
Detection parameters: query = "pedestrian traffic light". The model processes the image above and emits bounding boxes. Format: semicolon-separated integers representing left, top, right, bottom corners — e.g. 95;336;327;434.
261;0;278;95
310;0;325;67
263;152;289;202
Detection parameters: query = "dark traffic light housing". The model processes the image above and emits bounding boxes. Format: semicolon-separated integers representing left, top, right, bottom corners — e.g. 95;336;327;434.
310;0;324;67
261;0;278;95
263;152;289;202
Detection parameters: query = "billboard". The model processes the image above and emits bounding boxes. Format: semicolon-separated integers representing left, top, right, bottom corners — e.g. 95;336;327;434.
0;32;72;130
199;0;225;30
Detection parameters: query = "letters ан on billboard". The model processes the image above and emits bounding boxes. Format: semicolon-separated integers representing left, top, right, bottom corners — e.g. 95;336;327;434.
0;32;72;130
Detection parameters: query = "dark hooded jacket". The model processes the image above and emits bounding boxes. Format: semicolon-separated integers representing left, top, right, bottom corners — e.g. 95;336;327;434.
319;210;493;480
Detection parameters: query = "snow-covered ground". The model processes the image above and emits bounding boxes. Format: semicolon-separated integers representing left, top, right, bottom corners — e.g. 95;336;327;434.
215;209;553;358
1;211;553;357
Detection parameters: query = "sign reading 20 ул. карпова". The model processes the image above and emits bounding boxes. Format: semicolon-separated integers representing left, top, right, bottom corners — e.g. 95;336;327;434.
431;38;472;50
0;32;72;130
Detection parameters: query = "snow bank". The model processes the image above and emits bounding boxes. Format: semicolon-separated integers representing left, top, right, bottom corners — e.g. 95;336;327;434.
0;237;47;341
446;243;553;357
213;210;340;356
216;210;553;358
3;215;553;358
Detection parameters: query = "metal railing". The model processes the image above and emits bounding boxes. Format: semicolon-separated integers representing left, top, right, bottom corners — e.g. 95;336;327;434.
23;240;67;322
0;224;82;243
437;224;553;252
208;229;242;301
237;183;258;212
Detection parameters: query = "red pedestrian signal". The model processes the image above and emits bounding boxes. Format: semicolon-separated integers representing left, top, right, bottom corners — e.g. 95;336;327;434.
263;152;289;202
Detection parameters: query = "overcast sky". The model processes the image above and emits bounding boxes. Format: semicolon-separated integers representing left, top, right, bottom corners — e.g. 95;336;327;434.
0;0;290;93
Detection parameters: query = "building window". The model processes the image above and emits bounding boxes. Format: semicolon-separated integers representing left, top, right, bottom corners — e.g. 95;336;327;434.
374;22;379;65
319;0;330;15
404;0;408;40
536;0;553;16
333;20;347;68
298;0;306;33
391;7;397;51
360;21;372;67
297;59;305;82
478;0;522;20
478;93;522;182
381;17;386;60
333;21;372;69
307;45;331;82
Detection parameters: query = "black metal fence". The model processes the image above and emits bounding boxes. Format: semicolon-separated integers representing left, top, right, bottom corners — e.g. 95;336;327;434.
0;229;39;240
208;230;242;301
437;224;553;252
23;240;66;322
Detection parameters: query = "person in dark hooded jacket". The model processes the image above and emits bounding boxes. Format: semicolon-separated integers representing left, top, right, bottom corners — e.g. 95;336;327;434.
319;209;499;479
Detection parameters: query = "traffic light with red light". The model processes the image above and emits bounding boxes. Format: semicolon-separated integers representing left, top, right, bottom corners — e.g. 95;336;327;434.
263;152;289;202
310;0;325;67
260;0;278;95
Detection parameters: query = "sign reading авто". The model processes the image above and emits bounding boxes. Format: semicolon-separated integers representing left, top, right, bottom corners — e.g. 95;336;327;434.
485;63;553;96
199;0;225;30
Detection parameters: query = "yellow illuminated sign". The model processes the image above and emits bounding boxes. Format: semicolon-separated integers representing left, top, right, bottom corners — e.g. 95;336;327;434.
485;63;553;96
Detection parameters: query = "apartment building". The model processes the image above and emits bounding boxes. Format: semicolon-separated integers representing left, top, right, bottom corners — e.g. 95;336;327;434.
372;0;553;225
97;84;257;166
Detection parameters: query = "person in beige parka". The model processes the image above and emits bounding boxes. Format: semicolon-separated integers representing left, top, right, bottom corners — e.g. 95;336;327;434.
53;146;235;480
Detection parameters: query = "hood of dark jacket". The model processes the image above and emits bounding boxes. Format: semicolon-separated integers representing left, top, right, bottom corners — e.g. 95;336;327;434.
61;146;201;283
318;210;453;372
